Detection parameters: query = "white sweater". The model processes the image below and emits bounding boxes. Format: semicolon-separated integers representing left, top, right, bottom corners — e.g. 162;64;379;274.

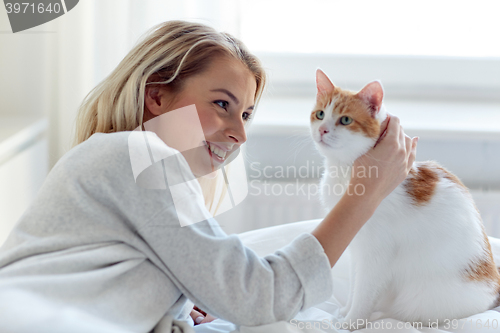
0;131;333;333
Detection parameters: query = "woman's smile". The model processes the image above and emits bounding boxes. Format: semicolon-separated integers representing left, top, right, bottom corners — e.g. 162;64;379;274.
204;140;226;164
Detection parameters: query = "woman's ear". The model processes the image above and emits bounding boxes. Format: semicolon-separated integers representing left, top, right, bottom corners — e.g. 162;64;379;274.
145;86;171;117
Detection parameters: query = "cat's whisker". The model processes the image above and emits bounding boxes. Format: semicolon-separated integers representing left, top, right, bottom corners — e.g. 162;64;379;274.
285;132;313;165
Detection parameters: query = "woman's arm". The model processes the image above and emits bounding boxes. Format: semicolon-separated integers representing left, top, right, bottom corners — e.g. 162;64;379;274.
311;114;418;267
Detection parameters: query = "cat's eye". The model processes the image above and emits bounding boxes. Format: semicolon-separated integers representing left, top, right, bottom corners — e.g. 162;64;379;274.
315;110;325;120
340;116;353;125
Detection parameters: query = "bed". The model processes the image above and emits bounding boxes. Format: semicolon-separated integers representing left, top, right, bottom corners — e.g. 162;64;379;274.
194;219;500;333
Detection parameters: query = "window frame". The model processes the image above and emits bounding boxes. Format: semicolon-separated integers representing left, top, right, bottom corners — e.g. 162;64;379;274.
256;52;500;102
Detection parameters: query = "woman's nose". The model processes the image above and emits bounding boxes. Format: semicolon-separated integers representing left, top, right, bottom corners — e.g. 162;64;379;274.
226;117;247;144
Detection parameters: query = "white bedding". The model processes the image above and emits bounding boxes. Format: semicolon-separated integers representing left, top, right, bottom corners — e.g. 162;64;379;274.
1;219;499;332
195;219;500;333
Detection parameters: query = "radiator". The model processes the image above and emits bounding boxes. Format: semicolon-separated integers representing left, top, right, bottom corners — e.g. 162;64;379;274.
217;181;500;239
216;180;324;234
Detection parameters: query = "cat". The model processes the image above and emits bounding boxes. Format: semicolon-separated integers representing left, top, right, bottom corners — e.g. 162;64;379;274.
310;69;500;330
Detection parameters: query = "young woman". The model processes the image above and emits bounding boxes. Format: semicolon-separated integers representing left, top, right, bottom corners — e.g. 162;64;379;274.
0;20;417;332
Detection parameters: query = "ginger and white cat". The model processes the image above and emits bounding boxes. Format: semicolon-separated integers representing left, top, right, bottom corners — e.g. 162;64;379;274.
311;69;500;329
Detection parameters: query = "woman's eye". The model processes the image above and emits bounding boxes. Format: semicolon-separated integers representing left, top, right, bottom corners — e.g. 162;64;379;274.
315;110;325;120
242;112;252;121
340;116;353;125
214;100;229;110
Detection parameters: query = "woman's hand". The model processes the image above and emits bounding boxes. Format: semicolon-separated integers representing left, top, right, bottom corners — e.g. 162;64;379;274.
190;306;217;325
350;114;418;206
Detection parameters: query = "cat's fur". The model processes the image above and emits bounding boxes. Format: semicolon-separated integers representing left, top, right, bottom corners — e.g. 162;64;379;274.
311;69;500;329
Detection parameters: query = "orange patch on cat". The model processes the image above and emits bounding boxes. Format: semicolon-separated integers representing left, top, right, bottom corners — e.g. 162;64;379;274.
464;231;500;291
465;257;499;283
404;162;440;206
315;91;335;110
311;92;335;122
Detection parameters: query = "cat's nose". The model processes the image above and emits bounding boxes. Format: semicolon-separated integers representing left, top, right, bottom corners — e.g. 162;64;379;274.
319;125;329;135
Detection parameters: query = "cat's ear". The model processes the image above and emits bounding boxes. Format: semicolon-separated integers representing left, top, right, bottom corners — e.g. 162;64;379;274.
357;81;384;116
316;69;335;96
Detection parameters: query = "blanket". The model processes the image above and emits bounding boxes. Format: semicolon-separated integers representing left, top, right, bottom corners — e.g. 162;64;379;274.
195;219;500;333
1;219;498;332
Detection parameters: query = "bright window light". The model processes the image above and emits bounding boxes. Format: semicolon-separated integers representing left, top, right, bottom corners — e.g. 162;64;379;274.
241;0;500;57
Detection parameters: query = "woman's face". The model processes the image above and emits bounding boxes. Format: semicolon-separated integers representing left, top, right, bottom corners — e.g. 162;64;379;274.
144;55;257;177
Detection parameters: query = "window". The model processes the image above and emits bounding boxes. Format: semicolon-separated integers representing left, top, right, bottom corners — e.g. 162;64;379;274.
241;0;500;57
238;0;500;100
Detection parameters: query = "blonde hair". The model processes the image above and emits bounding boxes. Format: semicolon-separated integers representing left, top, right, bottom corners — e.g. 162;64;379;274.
73;20;266;213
